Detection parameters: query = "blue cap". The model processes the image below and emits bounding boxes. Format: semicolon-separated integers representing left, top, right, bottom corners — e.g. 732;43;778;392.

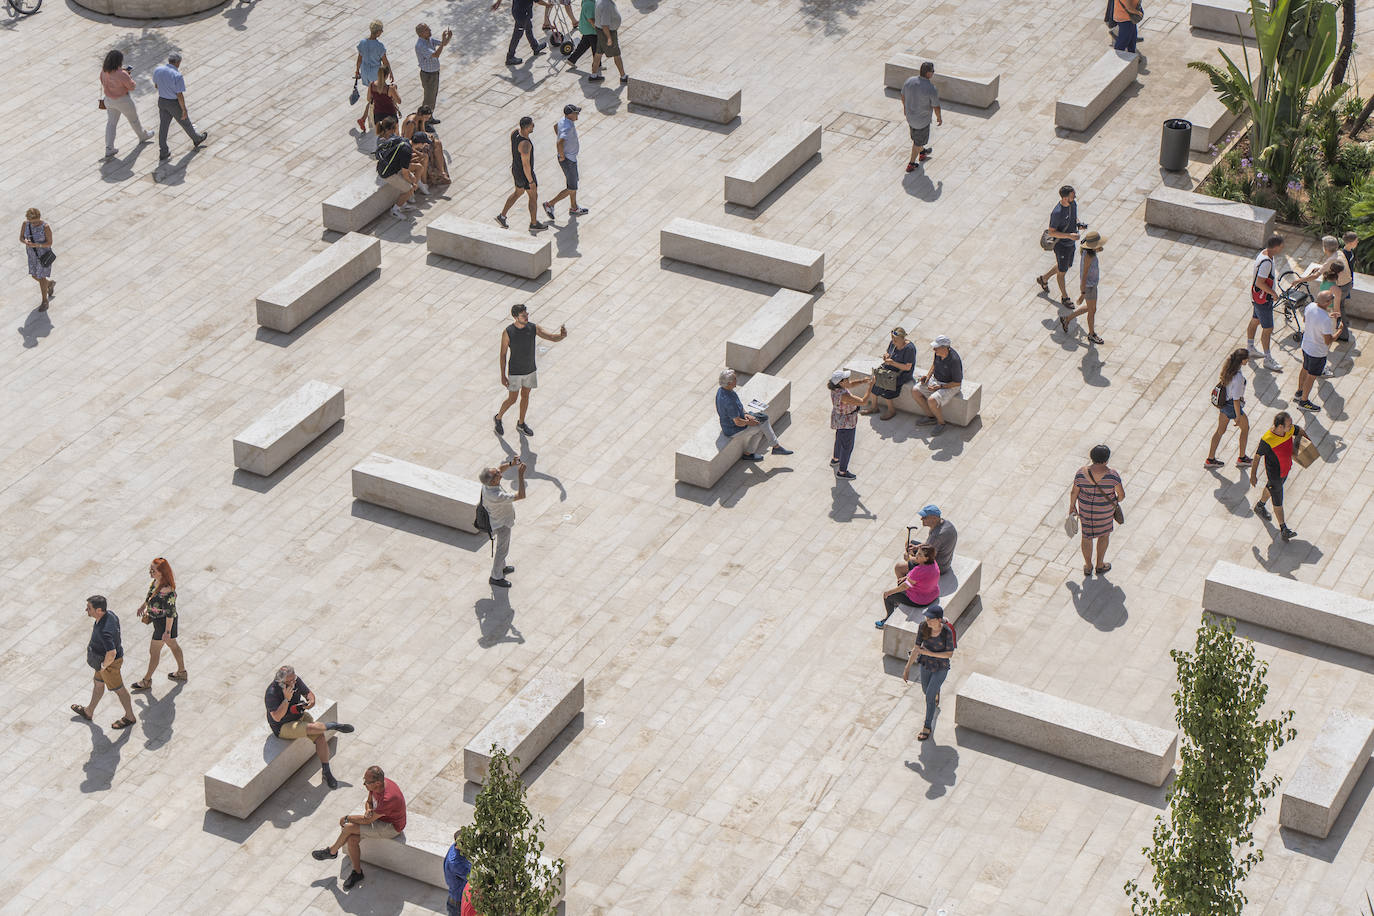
918;504;941;518
923;604;945;619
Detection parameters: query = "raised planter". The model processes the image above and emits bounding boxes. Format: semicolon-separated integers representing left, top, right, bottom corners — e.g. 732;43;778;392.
76;0;226;16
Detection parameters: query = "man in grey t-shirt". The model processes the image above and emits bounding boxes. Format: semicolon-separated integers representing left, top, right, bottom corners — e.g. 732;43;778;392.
900;61;941;173
895;505;957;579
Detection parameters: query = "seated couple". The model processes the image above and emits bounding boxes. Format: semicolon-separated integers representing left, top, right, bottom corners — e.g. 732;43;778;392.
860;328;963;428
375;110;450;219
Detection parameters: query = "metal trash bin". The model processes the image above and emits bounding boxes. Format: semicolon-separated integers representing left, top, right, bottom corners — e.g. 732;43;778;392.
1160;118;1192;171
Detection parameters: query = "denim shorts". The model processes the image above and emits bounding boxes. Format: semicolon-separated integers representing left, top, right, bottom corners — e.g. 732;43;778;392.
1219;401;1239;420
1252;300;1274;329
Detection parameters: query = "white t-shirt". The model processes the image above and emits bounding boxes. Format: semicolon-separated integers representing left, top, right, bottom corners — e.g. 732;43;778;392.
1302;304;1334;357
482;484;517;529
1252;251;1275;300
1224;371;1246;403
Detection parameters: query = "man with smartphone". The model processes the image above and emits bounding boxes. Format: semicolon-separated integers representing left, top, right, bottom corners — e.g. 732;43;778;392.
414;23;452;118
481;458;527;588
495;303;567;438
265;665;355;789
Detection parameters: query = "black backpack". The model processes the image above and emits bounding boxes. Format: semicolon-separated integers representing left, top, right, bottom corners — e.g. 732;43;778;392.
375;136;412;179
474;493;494;553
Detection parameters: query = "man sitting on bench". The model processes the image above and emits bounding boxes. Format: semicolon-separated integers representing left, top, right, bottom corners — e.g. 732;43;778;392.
265;665;354;789
312;765;408;891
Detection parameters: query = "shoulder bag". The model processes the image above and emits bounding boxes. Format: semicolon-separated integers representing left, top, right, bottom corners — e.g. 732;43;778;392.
27;223;55;268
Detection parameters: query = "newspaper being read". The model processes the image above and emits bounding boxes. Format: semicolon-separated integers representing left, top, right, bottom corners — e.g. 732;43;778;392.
746;398;769;414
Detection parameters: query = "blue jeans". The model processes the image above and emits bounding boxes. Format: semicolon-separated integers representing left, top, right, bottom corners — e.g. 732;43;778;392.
833;427;856;472
919;665;948;729
1113;19;1137;53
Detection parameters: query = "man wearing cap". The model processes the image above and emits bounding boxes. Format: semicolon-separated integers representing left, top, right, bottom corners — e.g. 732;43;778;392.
899;61;941;173
543;105;588;220
152;52;208;161
896;505;958;580
716;368;793;464
911;336;963;430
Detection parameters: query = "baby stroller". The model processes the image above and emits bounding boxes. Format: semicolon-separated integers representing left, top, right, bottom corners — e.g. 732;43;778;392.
545;0;578;56
1274;269;1314;344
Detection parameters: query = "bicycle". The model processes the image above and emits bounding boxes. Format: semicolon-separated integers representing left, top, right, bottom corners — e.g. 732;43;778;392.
6;0;42;15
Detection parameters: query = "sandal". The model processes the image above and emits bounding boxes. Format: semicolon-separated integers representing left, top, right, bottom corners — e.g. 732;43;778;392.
1059;315;1070;334
1060;296;1073;307
71;704;92;721
1087;333;1105;345
111;716;136;730
1095;563;1112;575
918;727;932;741
1083;565;1093;576
167;671;188;681
130;679;152;690
1036;275;1048;293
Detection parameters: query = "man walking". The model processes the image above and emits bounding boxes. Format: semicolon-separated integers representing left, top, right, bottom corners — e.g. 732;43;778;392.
312;765;407;891
1250;411;1305;541
543;104;588;220
1246;233;1286;371
494;303;567;437
497;116;544;231
899;62;941;173
414;24;452;118
265;665;355;790
444;833;473;916
481;458;526;588
1036;186;1082;306
153;52;208;161
492;0;547;66
1294;290;1336;412
71;596;138;730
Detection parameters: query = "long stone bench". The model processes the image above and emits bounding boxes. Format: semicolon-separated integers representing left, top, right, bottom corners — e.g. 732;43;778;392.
882;555;983;660
1145;186;1275;248
1347;273;1374;321
1055;49;1137;132
1186;93;1242;154
204;697;339;818
628;70;741;123
661;218;823;292
883;52;1000;109
351;453;482;534
323;172;396;233
427;214;552;280
1191;0;1256;37
675;373;792;488
1279;710;1374;838
955;674;1177;786
233;380;344;477
843;354;982;427
724;122;822;207
255;234;381;333
725;289;814;374
1202;560;1374;655
464;669;585;784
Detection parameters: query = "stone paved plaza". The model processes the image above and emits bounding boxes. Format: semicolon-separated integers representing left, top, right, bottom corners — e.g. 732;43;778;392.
6;0;1374;913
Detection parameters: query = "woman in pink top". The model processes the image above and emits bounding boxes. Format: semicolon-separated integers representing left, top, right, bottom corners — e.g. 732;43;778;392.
100;50;154;159
877;543;940;629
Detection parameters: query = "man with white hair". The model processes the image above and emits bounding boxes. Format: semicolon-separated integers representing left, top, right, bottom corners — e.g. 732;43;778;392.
481;458;525;588
715;369;793;464
152;52;208;161
264;665;354;789
911;335;963;431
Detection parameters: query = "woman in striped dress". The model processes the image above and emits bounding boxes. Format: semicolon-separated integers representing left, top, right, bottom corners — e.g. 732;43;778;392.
1068;444;1125;576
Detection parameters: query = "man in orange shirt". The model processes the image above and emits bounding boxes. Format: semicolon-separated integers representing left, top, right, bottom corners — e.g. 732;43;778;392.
1113;0;1142;53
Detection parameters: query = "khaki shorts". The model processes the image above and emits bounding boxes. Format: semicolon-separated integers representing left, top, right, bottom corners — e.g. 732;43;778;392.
95;657;125;690
359;822;400;839
506;371;537;391
384;173;412;194
919;383;961;407
278;712;316;740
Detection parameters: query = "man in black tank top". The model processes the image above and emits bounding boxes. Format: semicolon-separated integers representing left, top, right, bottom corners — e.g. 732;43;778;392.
494;303;568;437
496;116;545;231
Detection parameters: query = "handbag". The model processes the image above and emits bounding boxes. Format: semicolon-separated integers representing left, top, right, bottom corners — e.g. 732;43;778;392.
1087;469;1124;524
1065;515;1079;537
1039;229;1056;251
37;249;55;268
874;365;900;391
349;78;361;105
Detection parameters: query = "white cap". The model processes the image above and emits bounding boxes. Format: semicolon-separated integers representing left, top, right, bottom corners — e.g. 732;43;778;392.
830;369;850;385
931;335;952;349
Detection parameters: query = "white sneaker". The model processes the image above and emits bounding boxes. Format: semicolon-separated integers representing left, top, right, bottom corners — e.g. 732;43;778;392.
390;205;411;219
1322;364;1334;377
141;129;155;142
417;181;430;196
1262;355;1282;371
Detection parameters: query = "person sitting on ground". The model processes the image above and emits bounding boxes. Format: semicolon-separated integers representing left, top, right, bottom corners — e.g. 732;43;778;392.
895;505;957;578
401;106;451;184
375;116;421;219
911;335;963;430
265;665;355;790
860;326;917;420
877;543;940;629
312;765;407;891
716;369;793;464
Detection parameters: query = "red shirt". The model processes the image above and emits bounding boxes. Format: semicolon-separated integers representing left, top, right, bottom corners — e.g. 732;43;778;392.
371;778;407;831
461;884;479;916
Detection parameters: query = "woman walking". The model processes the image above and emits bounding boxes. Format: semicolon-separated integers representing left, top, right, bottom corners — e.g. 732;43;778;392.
1068;444;1125;576
100;50;155;159
20;208;54;311
901;606;956;741
1205;348;1252;469
354;20;390;131
877;543;940;629
130;557;186;689
829;369;873;480
860;327;917;420
1060;230;1105;344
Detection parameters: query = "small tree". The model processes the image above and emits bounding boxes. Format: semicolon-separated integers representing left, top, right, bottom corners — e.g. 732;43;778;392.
1125;615;1295;916
458;746;565;916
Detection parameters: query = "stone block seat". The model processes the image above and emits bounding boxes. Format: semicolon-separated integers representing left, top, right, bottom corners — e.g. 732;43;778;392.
883;52;1000;108
351;453;482;534
1185;92;1242;154
322;172;397;234
955;674;1178;786
204;697;338;819
661;218;823;292
1191;0;1256;37
75;0;225;16
232;380;344;477
1347;273;1374;321
1202;560;1374;655
723;122;822;207
628;70;741;123
427;214;552;280
881;554;983;660
1280;710;1374;838
725;289;814;375
844;354;981;427
1144;186;1275;248
1054;49;1138;132
255;233;381;333
464;669;585;784
674;373;792;489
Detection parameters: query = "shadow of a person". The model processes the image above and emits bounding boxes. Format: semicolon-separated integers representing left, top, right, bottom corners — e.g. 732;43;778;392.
829;478;876;523
17;308;52;348
222;0;258;31
135;681;184;750
501;440;566;501
475;591;525;648
1252;539;1323;578
905;739;959;799
1065;578;1128;631
80;719;133;793
1080;345;1109;387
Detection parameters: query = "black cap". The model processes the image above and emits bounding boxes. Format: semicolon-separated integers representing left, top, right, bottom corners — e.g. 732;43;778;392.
564;104;581;115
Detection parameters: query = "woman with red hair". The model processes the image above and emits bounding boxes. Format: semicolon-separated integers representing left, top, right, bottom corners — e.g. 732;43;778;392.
130;558;186;689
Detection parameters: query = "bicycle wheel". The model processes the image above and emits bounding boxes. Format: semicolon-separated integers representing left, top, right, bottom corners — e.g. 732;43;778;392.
10;0;42;14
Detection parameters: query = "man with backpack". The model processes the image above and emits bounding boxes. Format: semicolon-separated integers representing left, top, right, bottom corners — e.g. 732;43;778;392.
1246;234;1285;371
374;116;419;220
479;458;525;588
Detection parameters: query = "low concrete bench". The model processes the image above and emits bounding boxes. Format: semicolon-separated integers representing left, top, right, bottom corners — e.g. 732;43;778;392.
204;697;338;818
464;669;585;784
256;234;381;333
1191;0;1255;37
1347;273;1374;321
724;122;822;207
427;214;552;280
1055;49;1137;132
233;380;344;477
882;555;983;660
661;218;823;292
322;172;395;233
725;290;814;374
955;674;1177;786
1186;93;1241;153
351;453;482;534
628;70;741;123
843;354;981;427
1145;186;1275;248
1202;560;1374;655
675;373;792;488
883;52;1000;109
1279;710;1374;838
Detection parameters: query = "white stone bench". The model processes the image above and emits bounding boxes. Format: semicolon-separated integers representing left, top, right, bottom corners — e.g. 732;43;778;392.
204;697;338;819
1202;560;1374;655
843;354;982;427
1055;49;1137;132
255;234;381;333
724;122;822;207
427;214;552;280
1186;93;1241;153
883;52;1000;109
351;453;482;534
1279;710;1374;838
725;289;814;374
675;373;792;489
661;218;823;292
1191;0;1255;37
1347;272;1374;321
1145;186;1275;248
322;172;396;233
882;555;982;660
232;380;344;477
955;674;1177;786
464;669;585;784
628;70;741;123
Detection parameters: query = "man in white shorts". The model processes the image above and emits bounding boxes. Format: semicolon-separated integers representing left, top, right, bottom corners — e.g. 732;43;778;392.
494;303;568;438
912;335;963;430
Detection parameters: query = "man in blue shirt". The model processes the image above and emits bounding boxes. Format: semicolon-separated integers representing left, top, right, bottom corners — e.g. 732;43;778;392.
1035;185;1081;306
70;596;138;729
715;368;792;463
152;53;208;161
443;835;472;916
